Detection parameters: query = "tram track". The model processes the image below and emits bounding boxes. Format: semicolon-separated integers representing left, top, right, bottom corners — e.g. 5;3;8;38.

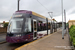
0;42;29;50
0;33;30;50
0;33;27;50
0;41;6;44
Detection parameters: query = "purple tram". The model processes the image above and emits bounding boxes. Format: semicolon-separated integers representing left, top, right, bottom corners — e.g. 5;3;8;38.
6;10;57;43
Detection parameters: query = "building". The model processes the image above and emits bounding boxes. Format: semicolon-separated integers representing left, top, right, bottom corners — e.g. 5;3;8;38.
0;23;4;27
68;20;75;28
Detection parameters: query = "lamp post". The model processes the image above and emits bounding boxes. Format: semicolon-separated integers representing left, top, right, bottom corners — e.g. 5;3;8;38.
18;0;20;11
61;0;64;39
48;12;53;34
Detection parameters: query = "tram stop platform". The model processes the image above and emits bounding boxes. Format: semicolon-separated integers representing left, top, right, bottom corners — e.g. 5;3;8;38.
15;28;72;50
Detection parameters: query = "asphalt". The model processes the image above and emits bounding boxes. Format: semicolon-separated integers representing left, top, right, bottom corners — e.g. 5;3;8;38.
15;28;73;50
0;33;6;43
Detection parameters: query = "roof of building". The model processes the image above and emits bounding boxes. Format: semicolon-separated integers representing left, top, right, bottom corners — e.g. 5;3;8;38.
68;20;75;22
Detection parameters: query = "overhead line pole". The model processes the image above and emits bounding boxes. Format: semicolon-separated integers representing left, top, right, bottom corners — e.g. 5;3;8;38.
48;12;53;34
18;0;20;11
64;9;66;29
61;0;64;39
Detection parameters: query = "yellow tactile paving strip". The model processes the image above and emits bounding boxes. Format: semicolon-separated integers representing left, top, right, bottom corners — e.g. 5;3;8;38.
15;28;61;50
15;33;53;50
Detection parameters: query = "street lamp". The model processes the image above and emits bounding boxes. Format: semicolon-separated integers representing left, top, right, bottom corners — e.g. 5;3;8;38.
48;12;53;34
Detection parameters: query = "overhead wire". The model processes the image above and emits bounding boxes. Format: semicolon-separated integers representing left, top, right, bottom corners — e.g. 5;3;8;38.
37;0;49;12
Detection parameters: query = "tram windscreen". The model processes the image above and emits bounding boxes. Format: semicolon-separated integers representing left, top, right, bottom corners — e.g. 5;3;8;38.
7;18;23;33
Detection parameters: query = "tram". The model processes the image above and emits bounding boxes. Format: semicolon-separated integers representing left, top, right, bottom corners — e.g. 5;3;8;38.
6;10;57;43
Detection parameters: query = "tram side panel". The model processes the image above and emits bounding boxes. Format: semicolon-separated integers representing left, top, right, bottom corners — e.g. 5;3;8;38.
37;20;47;39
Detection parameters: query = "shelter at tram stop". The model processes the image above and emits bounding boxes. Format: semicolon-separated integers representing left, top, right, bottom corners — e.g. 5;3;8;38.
68;20;75;28
57;22;66;29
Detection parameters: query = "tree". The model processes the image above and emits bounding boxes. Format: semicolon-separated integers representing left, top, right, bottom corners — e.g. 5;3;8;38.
4;23;8;27
52;18;56;21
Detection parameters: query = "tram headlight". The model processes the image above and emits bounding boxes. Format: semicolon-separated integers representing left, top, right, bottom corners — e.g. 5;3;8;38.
16;34;21;37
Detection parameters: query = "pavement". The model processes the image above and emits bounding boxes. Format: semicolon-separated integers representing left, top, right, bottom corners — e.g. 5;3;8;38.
15;28;72;50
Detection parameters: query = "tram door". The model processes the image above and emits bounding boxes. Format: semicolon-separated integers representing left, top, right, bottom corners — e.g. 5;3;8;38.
33;19;37;39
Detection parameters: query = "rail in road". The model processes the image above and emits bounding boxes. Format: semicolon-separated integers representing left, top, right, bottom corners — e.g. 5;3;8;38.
0;42;29;50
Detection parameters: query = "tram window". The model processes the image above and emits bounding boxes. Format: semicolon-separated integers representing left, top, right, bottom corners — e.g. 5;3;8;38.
52;23;54;29
38;21;40;31
38;21;47;31
41;23;44;30
55;23;56;29
38;23;41;31
40;24;42;30
48;23;50;29
38;21;45;31
40;23;44;31
50;23;51;29
54;23;55;29
43;24;45;30
38;23;40;31
34;21;37;31
53;23;55;29
8;18;23;33
16;21;23;28
24;18;31;33
44;23;47;30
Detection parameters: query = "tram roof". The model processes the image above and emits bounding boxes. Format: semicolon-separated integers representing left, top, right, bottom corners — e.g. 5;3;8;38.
15;10;32;14
32;11;46;19
15;10;51;21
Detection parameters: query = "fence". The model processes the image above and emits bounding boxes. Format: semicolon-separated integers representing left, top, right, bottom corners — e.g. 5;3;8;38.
0;27;7;33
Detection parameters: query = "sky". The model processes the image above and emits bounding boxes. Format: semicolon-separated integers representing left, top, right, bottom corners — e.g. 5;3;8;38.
0;0;75;23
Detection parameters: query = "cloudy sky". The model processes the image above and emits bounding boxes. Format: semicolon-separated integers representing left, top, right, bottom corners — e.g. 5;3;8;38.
0;0;75;22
